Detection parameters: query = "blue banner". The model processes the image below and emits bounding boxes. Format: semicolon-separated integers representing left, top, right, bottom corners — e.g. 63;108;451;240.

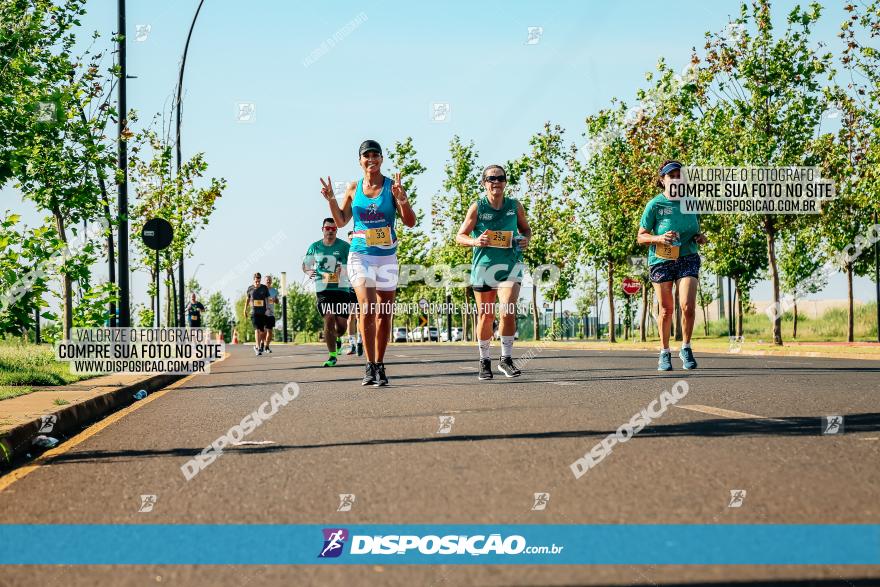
1;525;877;565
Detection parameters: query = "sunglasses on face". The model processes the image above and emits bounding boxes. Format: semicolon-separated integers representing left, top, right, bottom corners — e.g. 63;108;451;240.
323;226;337;231
485;175;507;183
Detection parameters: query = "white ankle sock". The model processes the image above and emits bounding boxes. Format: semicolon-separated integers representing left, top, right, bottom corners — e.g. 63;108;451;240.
500;335;514;358
478;339;491;360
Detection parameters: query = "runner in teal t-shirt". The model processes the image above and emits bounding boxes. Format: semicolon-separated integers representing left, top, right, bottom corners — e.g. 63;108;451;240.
637;160;708;372
456;164;532;382
303;218;352;367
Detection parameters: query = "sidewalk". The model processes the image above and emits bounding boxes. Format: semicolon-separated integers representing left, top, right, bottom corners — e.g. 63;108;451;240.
0;372;183;468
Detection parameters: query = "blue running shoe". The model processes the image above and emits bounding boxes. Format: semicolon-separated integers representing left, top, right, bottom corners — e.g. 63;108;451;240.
679;346;697;370
658;350;673;371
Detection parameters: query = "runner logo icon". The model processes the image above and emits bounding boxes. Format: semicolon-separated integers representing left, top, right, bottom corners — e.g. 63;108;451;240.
319;528;349;558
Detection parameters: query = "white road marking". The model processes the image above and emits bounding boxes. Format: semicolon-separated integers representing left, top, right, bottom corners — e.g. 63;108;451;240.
231;440;275;446
675;404;787;423
551;381;578;386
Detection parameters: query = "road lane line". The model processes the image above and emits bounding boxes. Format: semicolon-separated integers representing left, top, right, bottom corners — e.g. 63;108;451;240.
675;404;787;423
0;353;227;493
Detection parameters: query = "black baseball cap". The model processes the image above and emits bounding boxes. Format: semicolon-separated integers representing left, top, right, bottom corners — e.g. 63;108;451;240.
359;140;382;157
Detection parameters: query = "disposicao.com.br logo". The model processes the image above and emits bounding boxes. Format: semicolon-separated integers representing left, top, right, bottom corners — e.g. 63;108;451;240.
318;528;564;558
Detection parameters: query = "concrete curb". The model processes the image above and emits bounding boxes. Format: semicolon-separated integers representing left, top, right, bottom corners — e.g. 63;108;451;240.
0;373;183;469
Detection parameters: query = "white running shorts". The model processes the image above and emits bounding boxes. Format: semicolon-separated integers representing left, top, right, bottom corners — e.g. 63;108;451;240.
347;252;399;292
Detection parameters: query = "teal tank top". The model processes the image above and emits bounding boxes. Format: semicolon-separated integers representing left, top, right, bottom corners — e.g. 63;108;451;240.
349;177;398;256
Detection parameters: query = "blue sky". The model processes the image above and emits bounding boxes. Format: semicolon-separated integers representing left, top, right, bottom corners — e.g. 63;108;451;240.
7;0;876;317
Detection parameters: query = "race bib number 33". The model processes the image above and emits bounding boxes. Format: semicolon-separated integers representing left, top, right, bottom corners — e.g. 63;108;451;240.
487;230;513;248
365;227;392;246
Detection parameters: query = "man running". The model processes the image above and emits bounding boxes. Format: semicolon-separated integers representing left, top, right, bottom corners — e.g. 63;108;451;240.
185;293;205;328
345;230;363;357
637;160;708;371
319;139;416;386
264;275;279;353
243;272;271;356
303;218;352;367
456;164;531;380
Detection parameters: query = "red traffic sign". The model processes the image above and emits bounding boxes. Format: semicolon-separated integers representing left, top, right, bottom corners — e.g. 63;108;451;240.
622;278;641;296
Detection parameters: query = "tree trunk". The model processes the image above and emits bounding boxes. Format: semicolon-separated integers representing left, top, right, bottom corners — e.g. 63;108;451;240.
764;215;783;345
793;301;798;339
639;283;648;342
607;260;616;342
736;282;744;338
847;262;854;343
702;303;709;336
51;205;73;340
531;283;540;341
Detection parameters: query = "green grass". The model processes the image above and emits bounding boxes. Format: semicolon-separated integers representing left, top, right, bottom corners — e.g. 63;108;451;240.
0;342;93;401
53;398;70;406
702;302;878;342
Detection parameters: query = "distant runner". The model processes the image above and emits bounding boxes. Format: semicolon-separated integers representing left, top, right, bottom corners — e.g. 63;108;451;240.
243;272;271;356
264;275;279;353
637;159;708;371
303;218;352;367
185;293;205;328
456;164;530;380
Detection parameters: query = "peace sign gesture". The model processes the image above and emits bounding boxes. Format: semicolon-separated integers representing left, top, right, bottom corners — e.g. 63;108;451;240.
319;176;335;201
391;172;407;203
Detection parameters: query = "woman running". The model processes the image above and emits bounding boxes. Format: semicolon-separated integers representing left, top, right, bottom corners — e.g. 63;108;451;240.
456;164;531;380
637;160;708;371
320;140;416;386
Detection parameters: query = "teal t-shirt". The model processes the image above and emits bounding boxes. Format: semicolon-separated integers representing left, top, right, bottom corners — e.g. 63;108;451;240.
305;238;351;291
639;193;701;266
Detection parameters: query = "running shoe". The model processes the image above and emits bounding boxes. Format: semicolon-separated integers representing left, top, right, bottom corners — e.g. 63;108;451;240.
265;346;272;354
362;362;377;386
253;345;261;356
658;350;673;371
478;358;493;380
679;346;698;370
498;356;521;378
357;342;363;357
374;362;389;387
259;343;265;354
322;355;337;367
346;345;356;356
336;338;343;352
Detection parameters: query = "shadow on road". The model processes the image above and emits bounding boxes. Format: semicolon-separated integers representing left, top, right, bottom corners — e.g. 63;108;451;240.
44;413;880;465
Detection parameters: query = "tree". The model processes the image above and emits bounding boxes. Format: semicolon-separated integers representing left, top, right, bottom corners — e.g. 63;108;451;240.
697;273;716;336
205;291;233;342
778;222;825;338
699;0;833;345
432;136;482;341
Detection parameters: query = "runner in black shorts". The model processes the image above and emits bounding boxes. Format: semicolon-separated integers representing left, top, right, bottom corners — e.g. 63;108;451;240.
303;218;353;367
243;272;271;356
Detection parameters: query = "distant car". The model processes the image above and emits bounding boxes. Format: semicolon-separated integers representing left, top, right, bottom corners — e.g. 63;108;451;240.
393;327;408;343
440;327;463;342
426;326;439;342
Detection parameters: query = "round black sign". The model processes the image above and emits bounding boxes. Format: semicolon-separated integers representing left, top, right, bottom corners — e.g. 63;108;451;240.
141;218;173;251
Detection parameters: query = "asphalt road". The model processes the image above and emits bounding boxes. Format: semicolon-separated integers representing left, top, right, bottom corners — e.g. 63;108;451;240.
1;343;879;586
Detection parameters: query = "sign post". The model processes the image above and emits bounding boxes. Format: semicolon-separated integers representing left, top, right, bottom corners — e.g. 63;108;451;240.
141;218;174;327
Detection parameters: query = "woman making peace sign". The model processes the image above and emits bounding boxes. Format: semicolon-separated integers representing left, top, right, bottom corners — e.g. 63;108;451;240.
320;140;416;387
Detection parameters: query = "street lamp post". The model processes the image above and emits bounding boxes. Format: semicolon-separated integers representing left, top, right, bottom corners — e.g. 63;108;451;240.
176;0;207;327
281;272;288;343
116;0;130;327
